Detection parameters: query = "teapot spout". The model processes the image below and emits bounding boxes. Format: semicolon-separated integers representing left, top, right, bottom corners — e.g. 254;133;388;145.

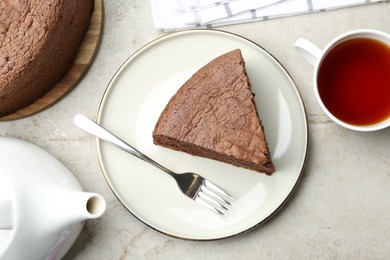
57;190;106;227
85;193;106;219
71;191;106;222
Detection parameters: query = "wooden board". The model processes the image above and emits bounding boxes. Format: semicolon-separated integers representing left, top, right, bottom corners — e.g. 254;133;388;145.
0;0;104;121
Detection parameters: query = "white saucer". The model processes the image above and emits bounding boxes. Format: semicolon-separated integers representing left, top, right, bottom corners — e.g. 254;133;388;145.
97;29;309;240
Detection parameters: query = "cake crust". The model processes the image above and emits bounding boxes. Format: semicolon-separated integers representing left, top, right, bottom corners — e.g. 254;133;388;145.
0;0;94;116
153;49;275;174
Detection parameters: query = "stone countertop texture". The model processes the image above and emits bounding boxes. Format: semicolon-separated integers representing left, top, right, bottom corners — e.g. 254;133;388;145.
1;1;390;259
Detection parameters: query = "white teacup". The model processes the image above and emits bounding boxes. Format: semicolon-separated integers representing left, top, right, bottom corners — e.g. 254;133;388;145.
295;29;390;131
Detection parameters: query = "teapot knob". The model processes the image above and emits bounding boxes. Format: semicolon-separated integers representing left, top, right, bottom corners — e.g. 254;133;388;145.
0;177;13;230
0;199;12;230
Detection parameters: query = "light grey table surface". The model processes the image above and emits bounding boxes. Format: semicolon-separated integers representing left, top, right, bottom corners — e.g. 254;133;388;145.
2;1;389;259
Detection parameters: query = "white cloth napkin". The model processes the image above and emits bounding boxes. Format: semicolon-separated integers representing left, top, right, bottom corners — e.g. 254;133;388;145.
151;0;389;31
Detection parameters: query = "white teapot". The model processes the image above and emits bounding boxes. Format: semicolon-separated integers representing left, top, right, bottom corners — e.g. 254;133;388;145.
0;136;106;260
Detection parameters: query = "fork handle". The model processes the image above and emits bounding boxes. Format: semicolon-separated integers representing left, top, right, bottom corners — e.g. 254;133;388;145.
73;114;173;175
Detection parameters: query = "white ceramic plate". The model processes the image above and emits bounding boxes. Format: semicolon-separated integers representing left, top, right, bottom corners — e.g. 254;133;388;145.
97;29;308;240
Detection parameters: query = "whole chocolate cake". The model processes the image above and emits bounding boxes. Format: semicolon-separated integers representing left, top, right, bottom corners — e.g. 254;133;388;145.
153;49;275;174
0;0;94;116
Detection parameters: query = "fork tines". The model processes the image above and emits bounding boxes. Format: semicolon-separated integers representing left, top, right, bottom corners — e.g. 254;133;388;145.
195;180;235;216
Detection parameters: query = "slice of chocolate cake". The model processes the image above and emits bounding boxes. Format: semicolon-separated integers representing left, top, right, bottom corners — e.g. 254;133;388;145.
153;49;275;174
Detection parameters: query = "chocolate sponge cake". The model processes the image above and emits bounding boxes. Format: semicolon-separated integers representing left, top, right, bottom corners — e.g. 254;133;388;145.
153;49;275;174
0;0;94;116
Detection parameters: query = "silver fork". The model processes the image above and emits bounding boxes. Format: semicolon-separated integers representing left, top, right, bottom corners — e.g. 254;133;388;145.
73;114;234;216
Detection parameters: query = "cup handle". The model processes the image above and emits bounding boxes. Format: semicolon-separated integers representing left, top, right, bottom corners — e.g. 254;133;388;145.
294;38;323;66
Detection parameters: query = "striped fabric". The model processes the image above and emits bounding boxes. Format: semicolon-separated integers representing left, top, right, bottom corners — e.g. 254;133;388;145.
151;0;388;31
